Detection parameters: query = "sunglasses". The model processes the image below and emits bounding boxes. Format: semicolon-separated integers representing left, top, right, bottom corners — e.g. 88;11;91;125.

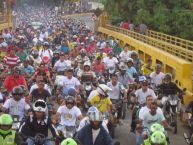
13;93;22;96
66;101;74;105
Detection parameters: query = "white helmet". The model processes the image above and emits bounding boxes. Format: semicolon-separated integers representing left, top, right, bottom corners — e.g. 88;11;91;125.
87;106;105;121
127;58;134;63
97;84;112;96
33;99;47;112
119;62;127;70
83;61;91;67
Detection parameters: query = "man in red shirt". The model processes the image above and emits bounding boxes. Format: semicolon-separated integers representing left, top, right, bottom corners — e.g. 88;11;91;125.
92;56;106;74
3;67;27;92
4;46;20;68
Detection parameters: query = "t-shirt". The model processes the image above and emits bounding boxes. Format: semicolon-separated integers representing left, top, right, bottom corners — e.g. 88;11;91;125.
3;98;30;120
143;111;165;130
4;55;20;67
135;88;157;105
39;49;53;59
31;88;51;102
119;51;131;62
57;105;82;126
89;95;112;113
139;106;164;120
29;84;51;94
92;128;100;144
103;57;118;69
54;60;68;72
4;75;27;92
127;67;137;78
107;82;125;100
150;72;165;87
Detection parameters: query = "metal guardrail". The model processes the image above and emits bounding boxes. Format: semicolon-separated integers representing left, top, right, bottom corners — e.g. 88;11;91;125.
105;25;193;62
146;30;193;51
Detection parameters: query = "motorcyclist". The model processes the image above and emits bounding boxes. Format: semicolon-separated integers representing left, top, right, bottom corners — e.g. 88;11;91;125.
78;61;95;80
141;58;154;75
88;84;113;113
76;49;90;66
3;67;28;93
19;99;59;145
1;86;31;121
117;62;134;88
0;114;21;145
119;44;132;63
77;106;109;132
55;96;82;126
158;73;182;111
76;105;113;145
126;58;138;79
130;51;141;73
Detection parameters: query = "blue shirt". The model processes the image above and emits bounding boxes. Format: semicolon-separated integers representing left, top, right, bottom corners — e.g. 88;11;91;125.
127;66;137;78
60;45;70;53
24;65;34;75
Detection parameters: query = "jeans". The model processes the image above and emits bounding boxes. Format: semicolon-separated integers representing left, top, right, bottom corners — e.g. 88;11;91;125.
27;138;53;145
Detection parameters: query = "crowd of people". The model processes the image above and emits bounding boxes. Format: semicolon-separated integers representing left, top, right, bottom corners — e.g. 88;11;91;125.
0;4;191;145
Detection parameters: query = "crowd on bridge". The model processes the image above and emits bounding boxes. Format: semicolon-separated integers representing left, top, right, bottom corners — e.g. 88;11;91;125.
0;4;192;145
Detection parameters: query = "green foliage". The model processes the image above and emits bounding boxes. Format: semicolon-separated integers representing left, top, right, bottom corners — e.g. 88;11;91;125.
103;0;193;40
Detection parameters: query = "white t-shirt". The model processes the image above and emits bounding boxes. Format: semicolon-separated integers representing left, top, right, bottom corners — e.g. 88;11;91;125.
103;57;118;69
150;72;165;87
57;105;82;126
3;98;30;120
92;128;100;144
77;116;109;133
107;82;125;100
62;76;81;89
139;106;165;120
119;51;131;62
29;83;51;94
54;60;68;72
135;88;157;105
143;111;165;130
39;49;53;59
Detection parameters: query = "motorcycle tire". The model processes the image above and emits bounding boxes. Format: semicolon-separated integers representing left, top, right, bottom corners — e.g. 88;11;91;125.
122;102;126;119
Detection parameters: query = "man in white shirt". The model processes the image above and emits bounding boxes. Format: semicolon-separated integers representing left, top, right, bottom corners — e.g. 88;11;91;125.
39;42;53;59
62;68;81;95
135;81;157;105
55;96;82;126
103;52;118;69
150;64;165;88
119;45;132;62
54;53;68;73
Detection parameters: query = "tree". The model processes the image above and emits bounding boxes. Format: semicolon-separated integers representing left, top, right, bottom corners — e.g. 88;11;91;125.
103;0;193;40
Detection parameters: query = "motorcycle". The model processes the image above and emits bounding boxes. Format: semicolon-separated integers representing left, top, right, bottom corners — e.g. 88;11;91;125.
184;113;193;145
56;125;77;142
12;115;21;131
163;94;179;134
23;133;56;145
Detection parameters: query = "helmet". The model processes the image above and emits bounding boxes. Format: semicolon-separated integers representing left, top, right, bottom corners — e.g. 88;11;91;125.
127;58;133;63
32;50;39;56
12;86;23;96
83;61;91;67
61;138;77;145
87;106;104;121
68;88;77;96
80;49;86;54
33;99;47;112
150;131;166;144
119;62;127;71
131;51;138;56
43;42;49;46
0;114;13;135
150;123;165;133
12;67;20;74
65;96;75;104
138;76;147;82
164;73;172;81
97;84;112;96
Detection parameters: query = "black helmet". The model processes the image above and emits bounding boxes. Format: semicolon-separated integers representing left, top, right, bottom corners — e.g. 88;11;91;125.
164;73;172;81
12;86;23;95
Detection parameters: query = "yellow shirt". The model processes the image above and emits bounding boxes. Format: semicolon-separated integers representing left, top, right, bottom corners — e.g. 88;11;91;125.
69;42;74;50
141;64;154;75
89;95;112;113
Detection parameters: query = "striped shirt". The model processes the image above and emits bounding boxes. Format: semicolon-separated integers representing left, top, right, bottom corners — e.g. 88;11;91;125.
4;55;20;67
